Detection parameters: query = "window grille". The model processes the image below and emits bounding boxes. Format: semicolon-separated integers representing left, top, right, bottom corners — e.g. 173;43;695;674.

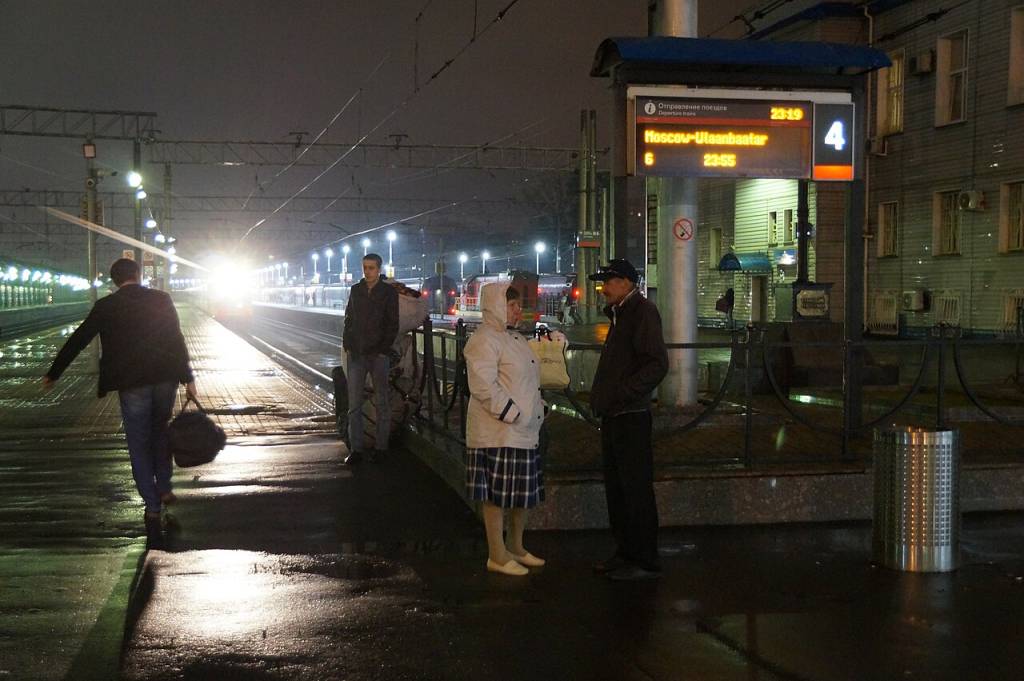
768;211;778;246
1009;9;1024;105
1008;182;1024;252
885;52;904;134
933;290;962;326
869;291;900;335
935;191;961;255
784;209;794;243
878;202;899;257
1003;290;1024;333
937;31;969;124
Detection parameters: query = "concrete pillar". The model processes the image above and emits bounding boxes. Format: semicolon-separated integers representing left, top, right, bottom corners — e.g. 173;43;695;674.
651;0;699;407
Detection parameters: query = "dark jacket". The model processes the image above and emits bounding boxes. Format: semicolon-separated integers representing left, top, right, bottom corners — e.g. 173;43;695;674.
589;289;669;418
342;278;400;356
46;284;194;397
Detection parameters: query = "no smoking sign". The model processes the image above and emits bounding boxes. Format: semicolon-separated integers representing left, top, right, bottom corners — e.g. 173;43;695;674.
673;218;694;241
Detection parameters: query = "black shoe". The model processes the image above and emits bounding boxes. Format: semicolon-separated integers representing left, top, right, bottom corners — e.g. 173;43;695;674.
144;513;165;550
605;564;661;582
592;554;629;574
342;451;363;465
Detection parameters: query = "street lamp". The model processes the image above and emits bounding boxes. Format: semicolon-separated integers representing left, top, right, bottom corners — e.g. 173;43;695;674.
324;248;333;283
342;244;351;282
458;252;468;280
274;263;282;285
386;230;397;266
145;218;157;229
126;171;142;188
283;262;289;281
361;237;371;256
311;252;319;276
534;241;546;274
481;250;490;275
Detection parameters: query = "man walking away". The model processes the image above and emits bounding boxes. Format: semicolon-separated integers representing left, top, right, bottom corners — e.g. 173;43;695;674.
43;258;197;548
588;259;668;581
342;252;399;464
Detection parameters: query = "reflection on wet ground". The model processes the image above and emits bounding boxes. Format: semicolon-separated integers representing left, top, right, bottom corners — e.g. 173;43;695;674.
119;433;1024;681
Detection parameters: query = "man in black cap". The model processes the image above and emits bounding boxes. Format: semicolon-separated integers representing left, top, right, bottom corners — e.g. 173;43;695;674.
588;259;668;580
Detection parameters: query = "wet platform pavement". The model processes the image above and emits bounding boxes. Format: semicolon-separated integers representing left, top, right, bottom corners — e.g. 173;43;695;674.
3;306;1024;680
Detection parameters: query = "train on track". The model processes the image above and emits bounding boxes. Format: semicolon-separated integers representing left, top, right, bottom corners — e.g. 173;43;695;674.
253;271;579;325
455;271;580;325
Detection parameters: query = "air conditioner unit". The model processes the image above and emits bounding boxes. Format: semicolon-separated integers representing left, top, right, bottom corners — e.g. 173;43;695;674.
867;137;888;156
957;190;985;211
902;288;927;312
909;50;934;75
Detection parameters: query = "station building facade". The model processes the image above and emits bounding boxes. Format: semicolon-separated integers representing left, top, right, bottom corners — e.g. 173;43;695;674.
646;0;1023;336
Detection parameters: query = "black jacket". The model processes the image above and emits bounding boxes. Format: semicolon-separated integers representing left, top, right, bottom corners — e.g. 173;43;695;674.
46;284;194;397
589;289;669;418
342;278;400;356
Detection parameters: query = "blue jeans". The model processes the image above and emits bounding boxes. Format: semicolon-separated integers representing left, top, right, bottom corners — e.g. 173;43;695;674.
119;381;178;513
346;353;391;453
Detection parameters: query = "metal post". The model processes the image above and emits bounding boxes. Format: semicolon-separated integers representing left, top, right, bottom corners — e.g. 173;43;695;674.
652;0;700;407
797;179;810;284
936;326;946;429
440;330;449;431
843;83;868;433
743;324;755;468
86;162;98;306
133;140;143;270
575;110;590;322
85;157;100;369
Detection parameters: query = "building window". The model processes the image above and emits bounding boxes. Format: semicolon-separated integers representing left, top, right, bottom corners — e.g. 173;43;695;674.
1000;181;1024;253
783;209;794;243
933;191;962;255
878;201;899;257
936;31;969;125
876;50;905;135
709;227;723;269
768;211;778;245
1010;9;1024;105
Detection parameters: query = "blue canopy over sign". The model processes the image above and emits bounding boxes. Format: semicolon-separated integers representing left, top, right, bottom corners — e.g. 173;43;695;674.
592;36;890;77
718;252;773;274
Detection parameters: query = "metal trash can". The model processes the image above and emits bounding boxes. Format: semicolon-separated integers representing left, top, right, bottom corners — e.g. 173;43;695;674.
872;427;960;572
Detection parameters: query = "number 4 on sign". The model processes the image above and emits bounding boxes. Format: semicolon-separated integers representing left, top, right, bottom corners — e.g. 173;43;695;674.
824;121;846;151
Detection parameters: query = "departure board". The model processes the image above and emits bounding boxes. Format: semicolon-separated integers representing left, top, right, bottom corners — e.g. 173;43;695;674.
631;92;855;181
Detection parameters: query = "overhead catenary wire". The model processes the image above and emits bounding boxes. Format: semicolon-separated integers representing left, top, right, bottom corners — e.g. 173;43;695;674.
249;0;528;253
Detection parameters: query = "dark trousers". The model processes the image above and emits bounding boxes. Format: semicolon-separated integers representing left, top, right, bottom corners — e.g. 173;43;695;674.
601;411;659;570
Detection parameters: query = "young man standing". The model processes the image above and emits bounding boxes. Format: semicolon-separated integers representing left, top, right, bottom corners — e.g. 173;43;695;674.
342;253;399;464
588;259;669;581
43;258;197;547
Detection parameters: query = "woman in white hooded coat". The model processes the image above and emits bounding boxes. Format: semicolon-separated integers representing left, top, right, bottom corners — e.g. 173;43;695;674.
464;283;546;576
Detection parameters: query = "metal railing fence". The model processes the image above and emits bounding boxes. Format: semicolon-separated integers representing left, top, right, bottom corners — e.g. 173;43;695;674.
409;320;1024;468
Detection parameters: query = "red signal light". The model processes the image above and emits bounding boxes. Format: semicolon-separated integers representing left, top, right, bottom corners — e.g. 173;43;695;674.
572;287;580;299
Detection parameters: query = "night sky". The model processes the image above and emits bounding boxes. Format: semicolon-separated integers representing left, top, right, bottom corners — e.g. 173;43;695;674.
1;1;752;274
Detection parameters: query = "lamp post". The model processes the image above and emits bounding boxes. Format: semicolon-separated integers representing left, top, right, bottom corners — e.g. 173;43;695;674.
324;248;333;283
311;252;319;280
534;241;546;274
458;252;468;280
274;263;282;285
342;244;350;282
361;237;371;256
386;230;397;266
481;250;490;275
283;262;289;282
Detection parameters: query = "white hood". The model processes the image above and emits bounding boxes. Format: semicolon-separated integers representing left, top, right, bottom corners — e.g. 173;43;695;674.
480;282;510;332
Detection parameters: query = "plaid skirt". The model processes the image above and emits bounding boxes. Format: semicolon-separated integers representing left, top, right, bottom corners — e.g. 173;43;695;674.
466;447;544;509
